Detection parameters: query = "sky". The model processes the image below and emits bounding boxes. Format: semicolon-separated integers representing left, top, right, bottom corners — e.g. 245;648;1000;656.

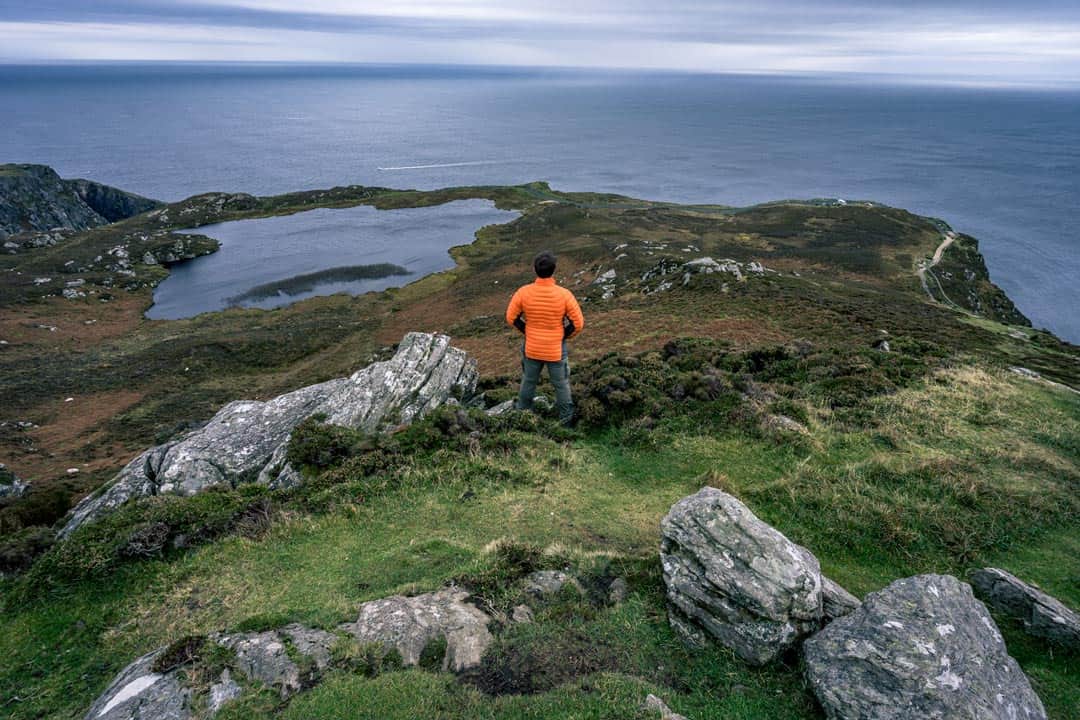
2;1;1080;86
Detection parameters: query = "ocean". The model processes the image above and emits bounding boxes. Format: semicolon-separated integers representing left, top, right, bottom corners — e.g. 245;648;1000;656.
2;64;1078;340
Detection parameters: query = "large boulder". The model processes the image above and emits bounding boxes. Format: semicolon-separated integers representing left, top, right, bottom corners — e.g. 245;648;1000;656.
61;332;477;537
660;486;825;665
83;648;191;720
339;589;493;672
804;574;1046;720
970;567;1080;650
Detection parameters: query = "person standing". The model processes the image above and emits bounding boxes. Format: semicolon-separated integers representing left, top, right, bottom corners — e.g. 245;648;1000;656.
505;251;585;426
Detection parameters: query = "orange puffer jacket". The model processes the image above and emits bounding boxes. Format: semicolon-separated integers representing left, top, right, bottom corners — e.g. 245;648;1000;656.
505;277;585;362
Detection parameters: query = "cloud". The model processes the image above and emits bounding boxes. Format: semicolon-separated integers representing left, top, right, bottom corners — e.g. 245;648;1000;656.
1;0;1079;85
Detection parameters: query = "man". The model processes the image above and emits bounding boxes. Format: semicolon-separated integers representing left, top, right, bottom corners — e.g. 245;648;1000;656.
505;251;585;426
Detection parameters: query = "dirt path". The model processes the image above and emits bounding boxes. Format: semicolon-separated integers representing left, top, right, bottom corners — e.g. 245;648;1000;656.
917;231;958;305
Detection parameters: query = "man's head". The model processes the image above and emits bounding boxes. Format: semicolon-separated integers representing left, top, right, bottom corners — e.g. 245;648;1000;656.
533;251;556;279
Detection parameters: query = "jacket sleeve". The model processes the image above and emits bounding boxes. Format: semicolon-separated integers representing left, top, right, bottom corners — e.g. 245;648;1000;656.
564;291;585;338
506;288;524;328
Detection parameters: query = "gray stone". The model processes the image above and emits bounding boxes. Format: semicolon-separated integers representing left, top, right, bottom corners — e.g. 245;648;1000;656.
207;669;242;715
83;648;191;720
511;604;535;623
608;576;629;604
804;574;1047;720
821;575;861;622
485;399;515;416
660;487;822;665
61;332;477;536
644;693;690;720
339;589;493;672
215;630;302;698
970;567;1080;650
214;625;335;699
0;464;28;498
524;570;584;599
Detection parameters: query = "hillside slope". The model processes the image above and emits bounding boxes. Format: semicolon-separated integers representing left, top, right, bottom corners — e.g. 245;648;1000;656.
0;174;1076;719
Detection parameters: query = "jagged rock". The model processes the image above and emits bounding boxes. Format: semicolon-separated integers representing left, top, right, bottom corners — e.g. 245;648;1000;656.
339;589;493;672
83;648;191;720
207;669;242;715
644;693;690;720
524;570;584;599
215;625;336;699
970;568;1080;650
804;574;1046;720
821;575;861;621
660;486;822;665
61;333;477;537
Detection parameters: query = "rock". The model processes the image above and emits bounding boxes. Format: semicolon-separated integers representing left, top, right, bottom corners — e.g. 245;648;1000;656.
339;589;493;672
83;648;192;720
511;604;535;623
485;399;515;416
60;332;477;536
821;575;861;621
970;567;1080;650
804;574;1047;720
0;464;28;498
660;486;822;665
1;164;160;240
207;669;242;715
608;577;629;604
644;693;690;720
761;413;809;435
524;570;584;599
215;625;336;699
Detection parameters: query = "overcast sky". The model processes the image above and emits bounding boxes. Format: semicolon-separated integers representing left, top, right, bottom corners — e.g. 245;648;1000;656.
2;0;1080;86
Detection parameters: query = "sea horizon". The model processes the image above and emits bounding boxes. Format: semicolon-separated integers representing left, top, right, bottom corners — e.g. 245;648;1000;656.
3;62;1078;341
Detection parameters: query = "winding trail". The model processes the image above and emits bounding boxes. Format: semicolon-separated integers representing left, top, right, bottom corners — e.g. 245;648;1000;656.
917;230;959;306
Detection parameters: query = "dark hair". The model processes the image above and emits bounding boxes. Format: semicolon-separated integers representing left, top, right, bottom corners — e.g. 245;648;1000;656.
533;251;556;278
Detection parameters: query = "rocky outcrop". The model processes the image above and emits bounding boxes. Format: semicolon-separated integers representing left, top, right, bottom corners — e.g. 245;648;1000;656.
341;589;493;672
0;464;28;498
68;178;161;223
61;333;477;537
804;574;1046;720
216;624;337;698
660;486;833;665
84;589;494;718
84;647;191;720
0;164;161;240
970;567;1080;650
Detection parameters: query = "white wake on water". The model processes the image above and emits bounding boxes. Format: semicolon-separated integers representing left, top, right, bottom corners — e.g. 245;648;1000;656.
377;160;503;171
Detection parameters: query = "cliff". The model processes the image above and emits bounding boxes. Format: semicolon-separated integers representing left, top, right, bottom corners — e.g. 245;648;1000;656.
0;164;161;241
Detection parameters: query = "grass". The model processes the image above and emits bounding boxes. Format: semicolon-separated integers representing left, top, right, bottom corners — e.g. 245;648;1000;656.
1;356;1077;719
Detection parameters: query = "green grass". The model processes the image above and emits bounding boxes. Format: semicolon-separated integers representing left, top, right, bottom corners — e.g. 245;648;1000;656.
1;358;1077;719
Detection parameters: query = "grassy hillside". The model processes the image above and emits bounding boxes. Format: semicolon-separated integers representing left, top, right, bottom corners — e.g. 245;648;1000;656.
0;181;1077;718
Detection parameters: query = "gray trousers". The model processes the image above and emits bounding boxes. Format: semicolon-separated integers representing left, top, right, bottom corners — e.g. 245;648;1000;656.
516;343;573;425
